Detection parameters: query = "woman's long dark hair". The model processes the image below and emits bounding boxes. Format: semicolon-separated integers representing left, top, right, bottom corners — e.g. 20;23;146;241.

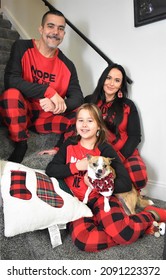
85;63;129;144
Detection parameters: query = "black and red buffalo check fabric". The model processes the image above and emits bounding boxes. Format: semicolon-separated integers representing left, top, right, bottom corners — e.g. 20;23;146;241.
69;195;154;252
10;170;32;200
36;172;64;208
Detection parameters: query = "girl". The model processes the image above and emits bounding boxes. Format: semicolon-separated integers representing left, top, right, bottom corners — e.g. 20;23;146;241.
46;103;166;252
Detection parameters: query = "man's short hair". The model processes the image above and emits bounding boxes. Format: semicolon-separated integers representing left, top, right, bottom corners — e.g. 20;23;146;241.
41;10;65;26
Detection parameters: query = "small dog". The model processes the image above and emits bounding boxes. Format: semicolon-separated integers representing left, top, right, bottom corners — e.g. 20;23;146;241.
83;155;116;212
83;155;153;214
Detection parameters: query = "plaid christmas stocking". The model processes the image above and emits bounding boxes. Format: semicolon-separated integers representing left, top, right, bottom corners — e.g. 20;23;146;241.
10;170;32;200
36;172;64;208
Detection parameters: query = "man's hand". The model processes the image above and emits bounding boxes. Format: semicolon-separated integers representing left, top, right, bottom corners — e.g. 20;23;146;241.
39;98;55;112
51;93;67;114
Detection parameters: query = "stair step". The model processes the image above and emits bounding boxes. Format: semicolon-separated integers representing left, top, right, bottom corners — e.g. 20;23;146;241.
0;27;20;40
0;38;15;52
0;18;12;29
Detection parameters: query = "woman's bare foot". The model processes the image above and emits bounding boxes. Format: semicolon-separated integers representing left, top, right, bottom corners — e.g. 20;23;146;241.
38;149;58;156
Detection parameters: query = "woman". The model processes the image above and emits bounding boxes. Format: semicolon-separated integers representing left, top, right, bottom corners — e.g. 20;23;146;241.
85;63;147;191
46;103;166;252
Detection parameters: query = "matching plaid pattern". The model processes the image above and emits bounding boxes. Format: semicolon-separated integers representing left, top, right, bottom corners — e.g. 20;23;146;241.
36;172;64;208
69;195;154;252
10;170;32;200
123;155;148;190
0;89;76;142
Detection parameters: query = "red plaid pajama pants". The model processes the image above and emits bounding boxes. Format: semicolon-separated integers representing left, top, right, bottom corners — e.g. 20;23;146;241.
69;195;154;252
0;88;76;142
117;150;148;190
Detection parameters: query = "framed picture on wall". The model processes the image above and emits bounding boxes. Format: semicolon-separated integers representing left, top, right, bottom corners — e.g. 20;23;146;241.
134;0;166;27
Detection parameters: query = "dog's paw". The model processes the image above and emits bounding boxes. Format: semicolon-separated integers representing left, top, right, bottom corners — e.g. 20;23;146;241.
148;199;154;205
104;197;111;212
104;205;111;212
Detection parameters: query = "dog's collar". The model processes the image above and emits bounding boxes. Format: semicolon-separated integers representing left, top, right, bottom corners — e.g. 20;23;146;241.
88;173;114;192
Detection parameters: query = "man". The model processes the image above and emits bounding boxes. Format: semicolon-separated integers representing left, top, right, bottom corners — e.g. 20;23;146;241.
0;10;83;163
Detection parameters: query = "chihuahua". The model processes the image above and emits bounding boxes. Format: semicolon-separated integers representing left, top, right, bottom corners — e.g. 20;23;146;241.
83;155;116;212
84;155;153;214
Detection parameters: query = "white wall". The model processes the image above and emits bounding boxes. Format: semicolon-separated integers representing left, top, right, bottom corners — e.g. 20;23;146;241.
1;0;48;38
2;0;166;201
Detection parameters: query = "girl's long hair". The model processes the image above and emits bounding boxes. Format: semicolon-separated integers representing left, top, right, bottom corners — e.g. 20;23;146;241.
85;63;129;143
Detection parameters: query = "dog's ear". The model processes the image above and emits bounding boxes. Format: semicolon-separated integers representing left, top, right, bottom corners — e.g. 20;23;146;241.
86;154;92;160
108;157;115;165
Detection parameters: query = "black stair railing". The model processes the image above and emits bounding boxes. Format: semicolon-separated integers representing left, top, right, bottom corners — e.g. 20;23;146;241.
42;0;132;84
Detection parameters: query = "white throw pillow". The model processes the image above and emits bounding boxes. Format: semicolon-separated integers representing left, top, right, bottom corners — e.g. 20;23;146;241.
0;161;92;237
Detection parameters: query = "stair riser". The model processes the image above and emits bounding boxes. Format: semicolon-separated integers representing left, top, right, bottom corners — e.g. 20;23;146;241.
0;28;20;40
0;18;12;29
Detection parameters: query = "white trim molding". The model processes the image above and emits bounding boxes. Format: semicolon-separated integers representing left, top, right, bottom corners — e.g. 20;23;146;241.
142;180;166;202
